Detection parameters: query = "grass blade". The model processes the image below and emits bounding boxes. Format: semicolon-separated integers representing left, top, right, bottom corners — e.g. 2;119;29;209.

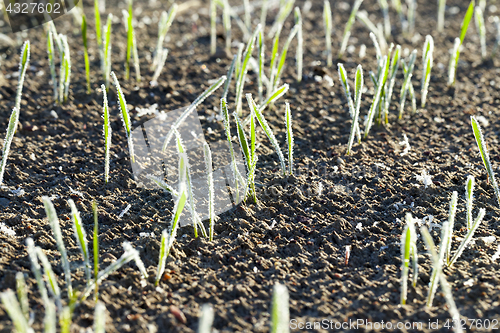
294;7;303;82
102;85;111;183
449;0;475;86
103;14;113;90
15;273;29;321
92;201;99;302
198;304;214;333
69;199;90;283
471;116;500;206
401;213;416;305
210;0;216;54
338;64;361;148
324;0;333;67
364;56;389;138
421;36;433;108
249;93;286;176
236;24;261;116
26;238;49;307
272;24;299;92
285;102;293;175
93;302;106;333
153;4;178;70
1;290;33;333
125;0;133;80
339;0;363;59
47;31;58;101
437;0;446;31
203;142;216;241
460;0;475;44
44;299;56;333
384;45;401;119
60;306;71;333
399;50;417;119
347;65;363;154
82;14;91;93
36;246;61;299
465;175;475;230
270;283;289;333
162;76;226;152
474;6;486;59
111;72;135;163
0;107;19;186
449;208;485;266
445;191;458;265
221;98;242;204
222;55;237;102
15;41;30;111
42;197;72;299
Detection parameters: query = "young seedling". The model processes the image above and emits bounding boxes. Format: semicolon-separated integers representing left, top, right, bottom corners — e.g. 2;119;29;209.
0;290;33;333
323;0;333;67
420;226;463;333
236;24;261;116
357;11;387;53
15;273;29;321
271;24;299;94
174;130;207;238
444;191;458;265
383;44;401;121
0;107;19;186
26;238;49;307
471;116;500;206
69;199;91;283
42;197;73;299
111;72;135;163
222;0;232;52
364;56;389;138
151;49;169;85
267;0;295;39
449;208;485;266
243;0;251;29
162;76;226;151
15;41;30;112
474;6;486;60
338;0;363;59
102;85;111;183
294;7;303;83
401;213;418;305
248;93;286;176
492;17;500;58
338;64;361;149
95;0;102;64
221;98;245;204
93;302;106;333
399;50;417;119
260;0;268;32
285;103;294;175
82;14;91;93
103;14;113;90
465;175;474;230
378;0;391;39
437;0;446;32
257;30;265;103
448;0;475;87
132;32;141;82
92;201;99;301
155;154;188;286
348;65;363;155
203;142;216;241
421;35;434;108
198;304;214;333
270;283;289;333
153;4;178;71
47;30;58;101
210;0;216;55
125;0;134;80
35;246;61;299
406;0;416;36
44;299;56;333
233;111;252;199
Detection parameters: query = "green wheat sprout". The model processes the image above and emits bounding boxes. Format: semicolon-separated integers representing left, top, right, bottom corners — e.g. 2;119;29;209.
132;32;141;82
448;0;475;87
69;199;91;283
444;191;458;265
437;0;446;32
153;4;178;71
44;299;56;333
406;0;416;35
94;302;106;333
60;306;71;333
162;76;226;152
421;35;433;108
103;14;113;90
323;0;333;67
42;196;73;298
249;93;286;176
357;11;387;53
82;14;91;93
25;238;49;307
125;0;134;80
285;102;294;175
345;65;363;155
267;0;295;39
47;30;58;101
338;63;361;148
233;111;252;199
399;50;417;119
111;71;135;163
155;153;188;286
102;84;111;183
0;290;33;333
465;175;474;230
257;29;265;103
151;49;169;85
271;24;299;94
338;0;363;59
236;24;261;116
471;116;500;206
210;0;216;54
92;201;99;301
174;129;207;238
400;213;417;305
15;273;29;321
203;142;216;241
378;0;391;39
95;0;102;67
294;8;303;82
270;283;289;333
449;208;485;267
365;55;389;138
0;107;19;186
474;6;486;60
383;44;401;120
35;245;61;299
420;226;463;333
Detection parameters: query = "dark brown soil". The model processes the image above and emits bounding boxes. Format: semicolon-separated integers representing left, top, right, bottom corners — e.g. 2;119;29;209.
2;0;500;332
